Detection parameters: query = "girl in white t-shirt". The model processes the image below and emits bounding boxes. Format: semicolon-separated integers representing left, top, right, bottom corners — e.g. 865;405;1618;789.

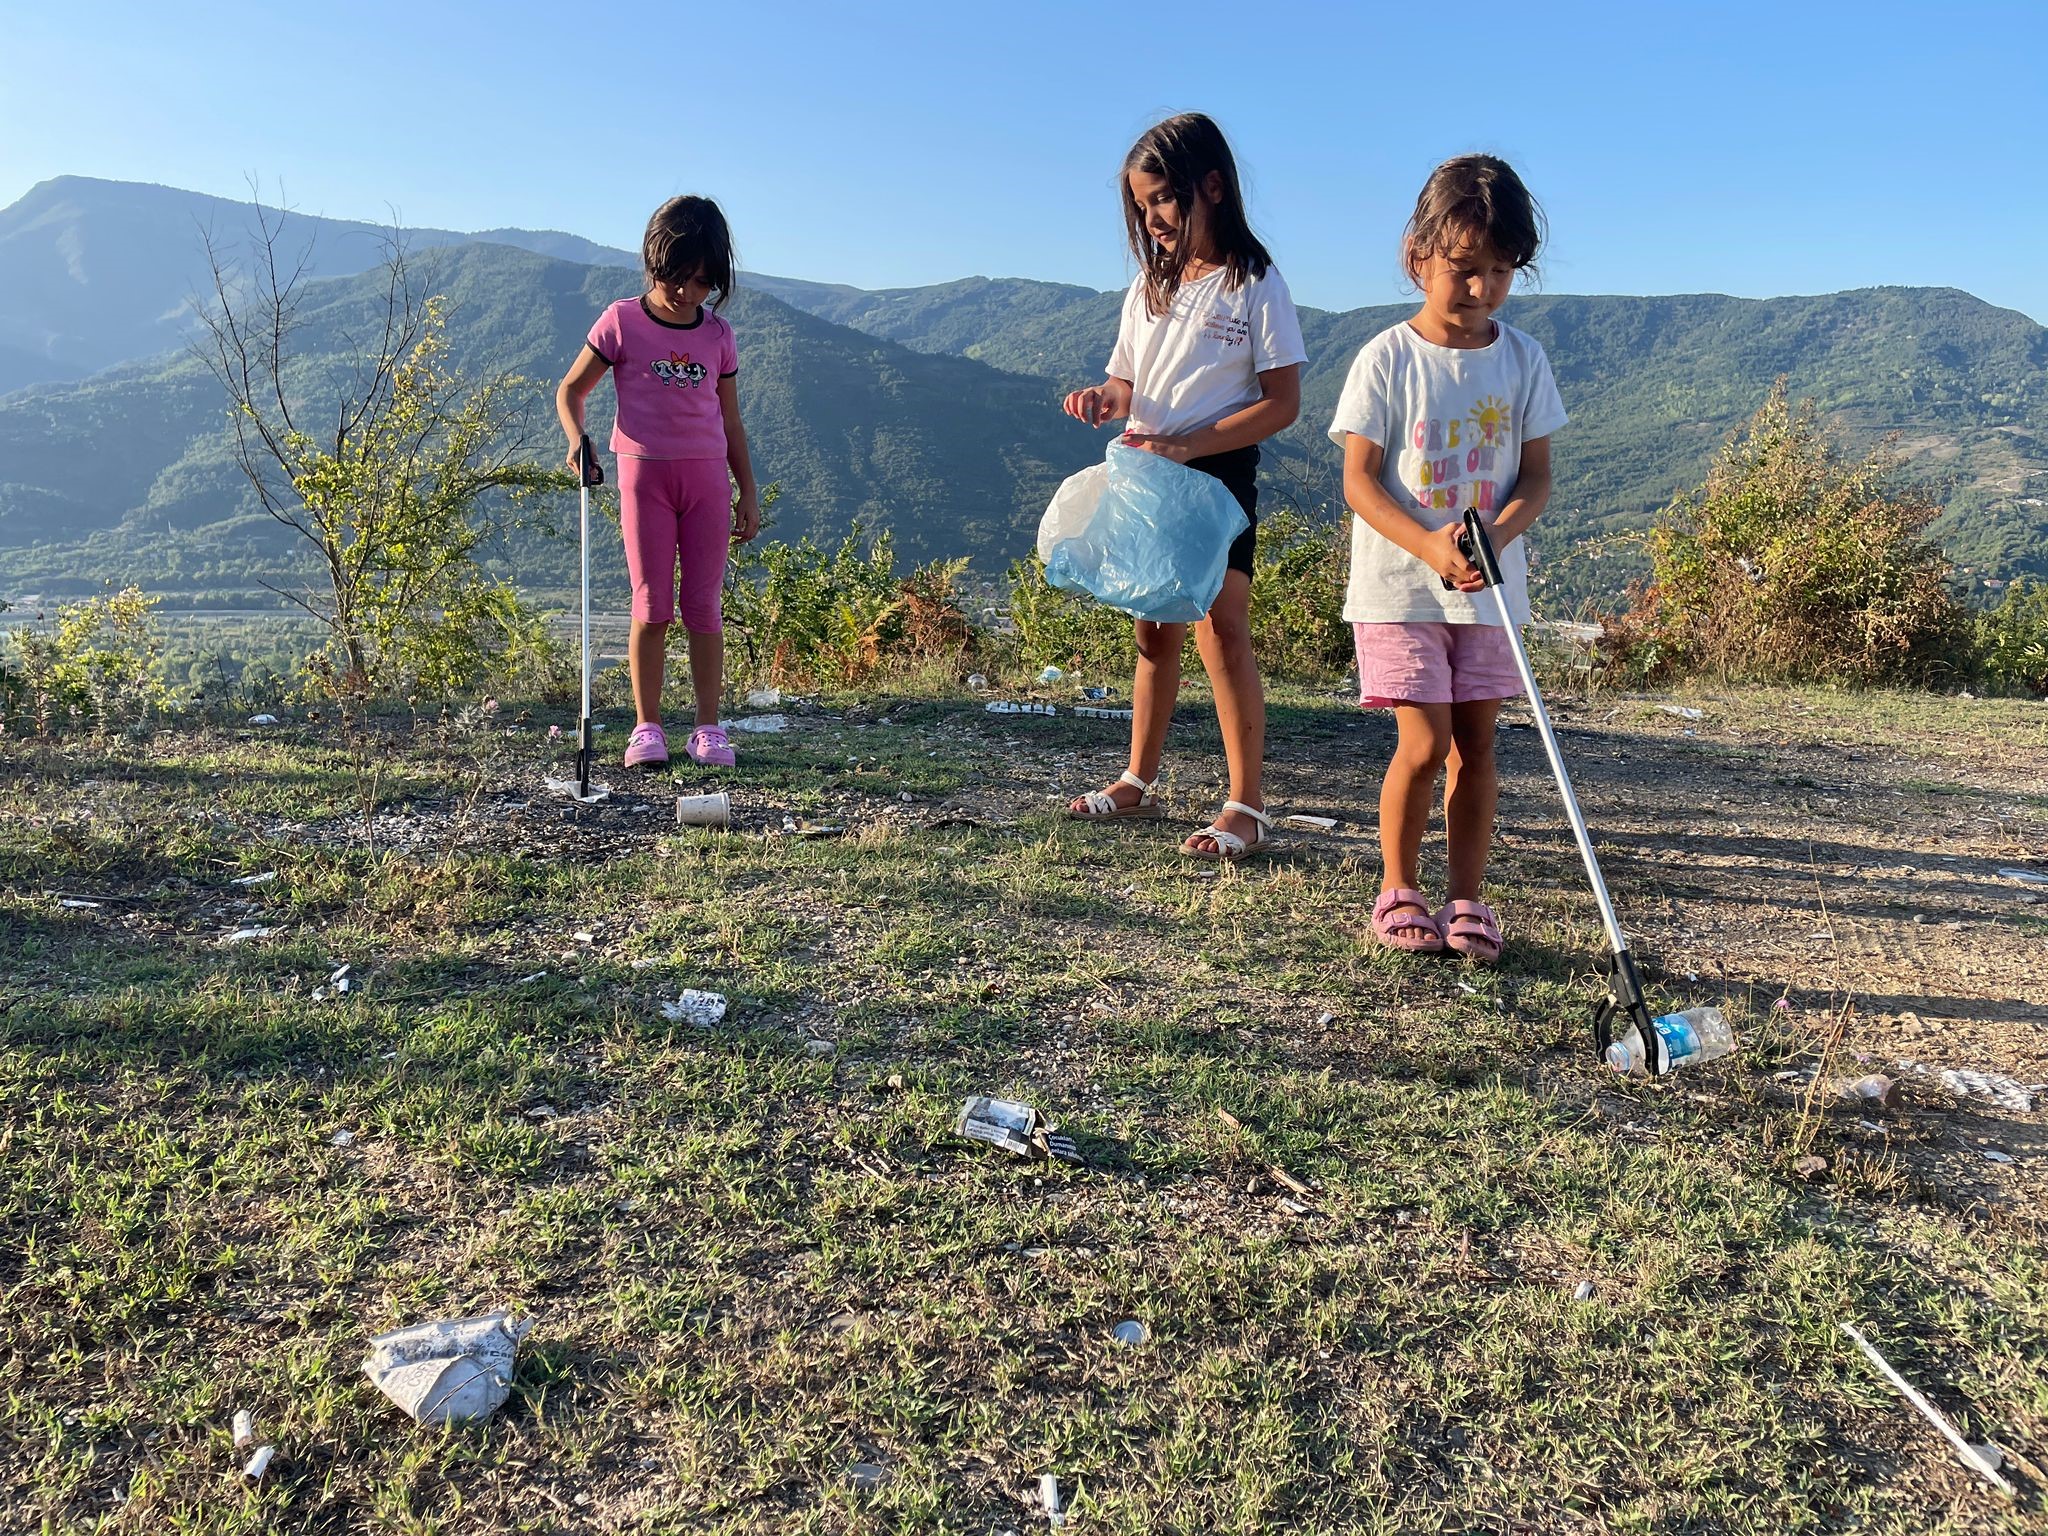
1326;155;1567;960
1061;112;1307;860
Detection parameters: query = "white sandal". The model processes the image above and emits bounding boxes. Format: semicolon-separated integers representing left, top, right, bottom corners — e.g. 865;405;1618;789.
1067;770;1164;821
1183;800;1273;862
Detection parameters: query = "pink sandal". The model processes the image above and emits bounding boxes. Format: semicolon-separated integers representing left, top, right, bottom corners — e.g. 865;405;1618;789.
1437;899;1504;963
1372;888;1444;953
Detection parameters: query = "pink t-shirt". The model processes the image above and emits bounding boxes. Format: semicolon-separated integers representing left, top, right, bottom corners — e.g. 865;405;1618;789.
586;296;738;459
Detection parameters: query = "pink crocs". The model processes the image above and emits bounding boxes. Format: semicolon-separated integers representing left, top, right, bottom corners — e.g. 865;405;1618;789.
622;722;669;768
686;723;736;767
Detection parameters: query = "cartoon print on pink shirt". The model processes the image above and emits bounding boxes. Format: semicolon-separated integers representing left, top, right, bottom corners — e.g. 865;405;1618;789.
651;352;709;389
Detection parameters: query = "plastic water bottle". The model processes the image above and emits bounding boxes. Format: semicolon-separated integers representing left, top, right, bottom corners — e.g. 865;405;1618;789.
1605;1006;1735;1074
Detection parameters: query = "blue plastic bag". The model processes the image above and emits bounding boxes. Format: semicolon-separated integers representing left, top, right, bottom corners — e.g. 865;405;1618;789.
1036;444;1250;623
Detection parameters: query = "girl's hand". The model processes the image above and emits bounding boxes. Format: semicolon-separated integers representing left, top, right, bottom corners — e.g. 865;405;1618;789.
1425;523;1483;590
732;491;761;544
1121;431;1194;464
1063;379;1130;427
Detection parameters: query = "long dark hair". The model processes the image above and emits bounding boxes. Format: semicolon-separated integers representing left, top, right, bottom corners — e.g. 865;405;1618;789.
1121;113;1273;317
1402;155;1545;285
642;195;736;311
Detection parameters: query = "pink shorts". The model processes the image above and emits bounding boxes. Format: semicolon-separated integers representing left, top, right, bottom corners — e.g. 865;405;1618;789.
1353;621;1523;708
618;456;732;629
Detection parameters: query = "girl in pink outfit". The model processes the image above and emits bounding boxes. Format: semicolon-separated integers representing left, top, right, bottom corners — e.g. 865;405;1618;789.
556;196;761;769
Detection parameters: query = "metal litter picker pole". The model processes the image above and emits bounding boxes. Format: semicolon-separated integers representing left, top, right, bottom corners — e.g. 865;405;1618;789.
1457;507;1664;1073
575;435;603;801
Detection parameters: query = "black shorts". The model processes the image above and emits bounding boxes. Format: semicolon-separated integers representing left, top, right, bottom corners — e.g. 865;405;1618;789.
1188;444;1259;576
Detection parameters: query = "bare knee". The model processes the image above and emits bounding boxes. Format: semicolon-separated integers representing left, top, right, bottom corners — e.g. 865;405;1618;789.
1133;621;1182;664
1199;608;1250;655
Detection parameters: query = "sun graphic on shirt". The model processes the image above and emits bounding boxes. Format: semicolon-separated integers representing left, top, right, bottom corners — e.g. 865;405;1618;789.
1467;395;1512;448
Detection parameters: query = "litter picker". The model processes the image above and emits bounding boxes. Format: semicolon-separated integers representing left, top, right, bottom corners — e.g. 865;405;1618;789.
1454;507;1668;1073
547;435;611;805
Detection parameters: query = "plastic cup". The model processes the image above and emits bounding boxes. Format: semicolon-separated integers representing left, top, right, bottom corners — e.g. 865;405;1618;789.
675;791;731;829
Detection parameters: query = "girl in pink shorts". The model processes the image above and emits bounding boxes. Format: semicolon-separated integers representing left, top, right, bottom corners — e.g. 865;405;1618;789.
556;196;762;768
1325;156;1568;961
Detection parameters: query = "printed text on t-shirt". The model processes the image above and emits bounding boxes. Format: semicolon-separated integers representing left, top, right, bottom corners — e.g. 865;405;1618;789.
1409;395;1514;511
1200;312;1250;347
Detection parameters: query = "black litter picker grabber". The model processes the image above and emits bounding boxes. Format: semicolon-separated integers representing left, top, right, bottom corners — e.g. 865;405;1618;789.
1453;507;1721;1076
546;435;612;806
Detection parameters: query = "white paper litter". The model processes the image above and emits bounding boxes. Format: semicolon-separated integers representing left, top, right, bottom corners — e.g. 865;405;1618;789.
58;898;101;909
362;1312;533;1426
515;971;548;985
744;687;782;708
1980;1149;2016;1164
243;1444;275;1481
330;1129;355;1147
986;701;1056;715
660;989;728;1027
221;926;279;945
1281;814;1339;831
231;870;278;887
1073;705;1134;719
247;713;281;726
329;964;351;992
1315;1011;1335;1028
543;775;613;805
1573;1280;1596;1302
730;713;787;733
849;1461;888;1492
1039;1472;1065;1530
231;1409;254;1450
1656;705;1705;720
1996;867;2048;886
573;930;594;944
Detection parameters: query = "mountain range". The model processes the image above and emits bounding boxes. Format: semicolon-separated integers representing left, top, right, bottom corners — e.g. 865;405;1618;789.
2;175;2043;611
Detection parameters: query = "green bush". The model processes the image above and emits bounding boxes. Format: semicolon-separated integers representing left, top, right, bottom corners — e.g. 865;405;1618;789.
1974;578;2048;696
1615;382;1971;686
2;586;172;736
724;523;976;688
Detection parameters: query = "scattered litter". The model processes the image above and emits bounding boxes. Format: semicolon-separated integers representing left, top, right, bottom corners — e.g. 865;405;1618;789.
1980;1149;2016;1165
1111;1319;1149;1346
1073;705;1134;719
515;971;548;985
986;701;1057;715
526;1104;558;1120
1039;1473;1065;1530
1455;981;1479;996
247;714;281;727
1808;931;1834;942
58;898;101;910
1278;1196;1313;1216
232;1409;254;1450
1573;1280;1595;1302
1824;1074;1900;1111
1038;666;1065;684
1997;867;2048;886
542;775;612;805
1932;1066;2039;1114
849;1461;888;1492
1656;705;1704;721
804;1038;837;1058
243;1445;275;1482
1840;1322;2015;1495
1315;1011;1335;1028
1267;1164;1314;1200
1081;686;1109;700
221;926;280;945
573;931;595;945
780;815;844;838
958;1095;1083;1163
1791;1154;1829;1179
1968;1442;2006;1473
231;870;278;887
675;791;732;829
744;687;782;708
729;713;787;734
1280;814;1338;831
330;1129;355;1147
362;1312;533;1427
660;990;728;1027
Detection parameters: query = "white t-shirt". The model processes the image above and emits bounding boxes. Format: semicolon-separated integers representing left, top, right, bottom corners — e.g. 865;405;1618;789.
1107;264;1307;438
1326;320;1567;627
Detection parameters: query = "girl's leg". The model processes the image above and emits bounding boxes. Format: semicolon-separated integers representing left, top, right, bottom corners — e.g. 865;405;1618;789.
1444;698;1503;902
1070;618;1185;813
617;456;681;728
1186;569;1264;853
673;459;736;729
629;620;670;726
1380;702;1454;934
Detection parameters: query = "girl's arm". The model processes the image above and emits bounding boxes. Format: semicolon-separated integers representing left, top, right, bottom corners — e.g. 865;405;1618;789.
555;345;611;471
1342;434;1481;590
718;374;761;542
1123;364;1300;461
1488;436;1552;549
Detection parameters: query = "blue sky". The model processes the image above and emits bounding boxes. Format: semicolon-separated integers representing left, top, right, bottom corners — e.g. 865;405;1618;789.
4;0;2045;321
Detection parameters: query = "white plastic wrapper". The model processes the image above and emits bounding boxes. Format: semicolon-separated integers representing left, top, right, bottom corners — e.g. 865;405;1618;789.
660;989;728;1027
362;1312;533;1426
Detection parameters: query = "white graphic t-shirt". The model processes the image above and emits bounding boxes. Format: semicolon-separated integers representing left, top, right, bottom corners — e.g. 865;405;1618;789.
1326;320;1567;627
1107;265;1307;438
